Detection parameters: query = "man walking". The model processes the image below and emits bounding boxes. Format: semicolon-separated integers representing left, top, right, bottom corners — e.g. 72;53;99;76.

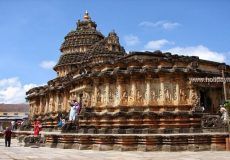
4;127;12;147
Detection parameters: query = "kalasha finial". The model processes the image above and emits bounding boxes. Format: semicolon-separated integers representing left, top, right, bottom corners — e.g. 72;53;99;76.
83;10;91;20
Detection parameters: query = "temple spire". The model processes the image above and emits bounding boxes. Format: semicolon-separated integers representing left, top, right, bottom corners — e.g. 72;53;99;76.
83;10;91;21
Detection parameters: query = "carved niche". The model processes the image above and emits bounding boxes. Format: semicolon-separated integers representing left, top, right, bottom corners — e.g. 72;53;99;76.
128;84;135;105
96;88;102;104
101;85;107;104
164;83;172;104
121;84;128;105
108;84;115;106
150;80;161;105
172;84;177;101
179;87;189;104
82;91;91;107
136;83;145;105
190;88;199;106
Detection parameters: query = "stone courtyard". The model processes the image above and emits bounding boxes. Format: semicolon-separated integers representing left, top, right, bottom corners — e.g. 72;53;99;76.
0;139;230;160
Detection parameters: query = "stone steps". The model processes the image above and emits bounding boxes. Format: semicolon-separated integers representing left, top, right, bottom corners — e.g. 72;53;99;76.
44;132;229;151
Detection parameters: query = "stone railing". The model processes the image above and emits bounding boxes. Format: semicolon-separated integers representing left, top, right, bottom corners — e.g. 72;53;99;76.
201;114;223;129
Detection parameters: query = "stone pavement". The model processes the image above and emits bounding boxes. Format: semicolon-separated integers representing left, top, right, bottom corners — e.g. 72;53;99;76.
1;139;230;160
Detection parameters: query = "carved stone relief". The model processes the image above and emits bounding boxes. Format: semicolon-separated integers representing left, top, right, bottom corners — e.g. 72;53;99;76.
128;84;135;105
172;84;177;101
97;88;102;103
150;80;161;104
164;83;172;104
82;91;91;107
190;88;199;106
108;85;115;106
121;84;128;105
136;83;145;105
101;85;107;104
179;87;189;104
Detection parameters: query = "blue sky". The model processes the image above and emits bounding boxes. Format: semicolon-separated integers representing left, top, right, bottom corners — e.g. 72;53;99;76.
0;0;230;103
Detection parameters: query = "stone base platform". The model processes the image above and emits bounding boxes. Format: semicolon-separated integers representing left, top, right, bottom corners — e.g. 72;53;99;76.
44;132;229;151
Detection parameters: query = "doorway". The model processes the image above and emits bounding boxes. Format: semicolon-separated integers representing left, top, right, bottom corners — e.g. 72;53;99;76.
200;89;212;112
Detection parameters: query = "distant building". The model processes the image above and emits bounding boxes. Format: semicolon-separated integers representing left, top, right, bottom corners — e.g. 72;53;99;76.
0;104;29;130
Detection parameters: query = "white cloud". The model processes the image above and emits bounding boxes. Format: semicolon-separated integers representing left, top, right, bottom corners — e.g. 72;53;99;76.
0;77;38;104
144;39;174;50
167;45;225;62
139;20;180;30
124;35;140;46
40;60;56;69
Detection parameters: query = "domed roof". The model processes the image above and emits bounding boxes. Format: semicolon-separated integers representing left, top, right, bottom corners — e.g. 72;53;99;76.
60;11;104;54
54;12;126;74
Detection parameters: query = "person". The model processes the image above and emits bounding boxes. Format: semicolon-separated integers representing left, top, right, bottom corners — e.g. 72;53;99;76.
34;120;42;136
62;119;66;126
69;100;80;121
57;117;63;128
220;106;229;131
4;127;12;147
57;118;65;128
11;121;15;130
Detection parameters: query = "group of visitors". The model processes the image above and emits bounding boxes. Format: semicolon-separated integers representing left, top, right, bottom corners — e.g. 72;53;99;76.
56;99;81;128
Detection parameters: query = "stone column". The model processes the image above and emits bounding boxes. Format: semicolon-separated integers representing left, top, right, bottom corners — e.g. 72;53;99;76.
46;96;49;113
115;76;124;106
104;80;110;106
173;77;180;106
128;76;137;106
39;97;42;114
65;90;71;112
93;78;100;107
55;92;59;112
63;91;68;112
145;75;152;105
159;76;165;106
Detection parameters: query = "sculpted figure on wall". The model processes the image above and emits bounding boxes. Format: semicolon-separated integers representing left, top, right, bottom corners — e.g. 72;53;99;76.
191;88;199;106
152;89;156;101
136;90;143;104
164;88;171;102
83;92;90;107
179;88;188;104
121;90;128;105
164;83;172;104
97;89;101;103
128;87;134;105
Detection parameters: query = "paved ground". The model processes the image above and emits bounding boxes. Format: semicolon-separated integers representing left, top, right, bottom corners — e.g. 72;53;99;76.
1;139;230;160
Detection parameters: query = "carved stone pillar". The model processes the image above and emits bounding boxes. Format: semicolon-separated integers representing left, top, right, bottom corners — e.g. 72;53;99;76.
145;75;152;105
173;77;180;106
56;92;62;112
188;82;199;107
39;97;42;114
159;76;165;105
63;90;70;112
45;96;49;113
128;76;136;105
115;76;124;106
92;78;99;107
178;76;188;105
104;80;110;106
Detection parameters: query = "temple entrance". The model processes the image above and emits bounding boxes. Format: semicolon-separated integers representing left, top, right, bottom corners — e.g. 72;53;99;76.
200;89;212;112
199;87;224;113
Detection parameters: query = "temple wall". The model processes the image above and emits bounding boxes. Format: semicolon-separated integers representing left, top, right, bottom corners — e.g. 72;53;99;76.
198;64;220;73
227;84;230;100
84;75;193;108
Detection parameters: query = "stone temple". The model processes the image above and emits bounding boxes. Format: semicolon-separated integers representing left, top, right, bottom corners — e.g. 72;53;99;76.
26;11;230;151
